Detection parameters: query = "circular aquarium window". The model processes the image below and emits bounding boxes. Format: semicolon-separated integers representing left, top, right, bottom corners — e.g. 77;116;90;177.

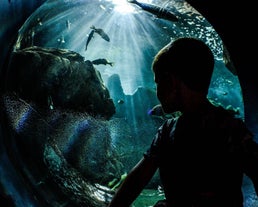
1;0;244;206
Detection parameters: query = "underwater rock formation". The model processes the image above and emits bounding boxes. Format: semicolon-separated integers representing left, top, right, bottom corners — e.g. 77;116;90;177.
6;46;115;119
1;60;165;206
3;93;119;206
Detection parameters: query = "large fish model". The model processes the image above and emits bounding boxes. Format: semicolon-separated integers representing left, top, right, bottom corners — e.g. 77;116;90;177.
92;58;114;67
90;25;110;42
128;0;178;22
85;29;95;51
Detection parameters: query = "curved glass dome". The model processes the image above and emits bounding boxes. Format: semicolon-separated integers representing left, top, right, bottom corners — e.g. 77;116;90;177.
1;0;244;206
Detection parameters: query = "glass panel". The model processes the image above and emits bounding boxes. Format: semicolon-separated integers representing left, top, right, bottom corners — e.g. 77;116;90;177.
1;0;244;206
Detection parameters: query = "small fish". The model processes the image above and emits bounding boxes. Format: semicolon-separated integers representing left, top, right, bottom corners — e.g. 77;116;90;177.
117;99;124;104
127;0;178;22
66;19;71;30
85;30;95;51
48;95;54;110
92;58;114;66
90;25;110;42
57;35;65;46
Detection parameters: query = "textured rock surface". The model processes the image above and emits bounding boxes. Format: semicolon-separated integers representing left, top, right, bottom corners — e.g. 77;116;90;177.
6;46;115;119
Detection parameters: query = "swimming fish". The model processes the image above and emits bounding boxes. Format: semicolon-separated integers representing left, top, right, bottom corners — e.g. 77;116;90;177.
85;29;95;51
127;0;178;22
66;19;71;30
117;99;124;104
90;25;110;42
92;58;114;66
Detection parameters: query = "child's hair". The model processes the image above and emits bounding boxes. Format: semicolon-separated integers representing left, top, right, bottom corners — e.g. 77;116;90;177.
152;37;214;93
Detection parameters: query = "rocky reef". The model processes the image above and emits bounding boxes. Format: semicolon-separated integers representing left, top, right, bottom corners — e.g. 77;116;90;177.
5;46;115;119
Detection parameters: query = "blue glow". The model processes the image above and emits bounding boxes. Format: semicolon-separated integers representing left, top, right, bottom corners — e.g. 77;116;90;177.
15;108;33;133
63;120;90;155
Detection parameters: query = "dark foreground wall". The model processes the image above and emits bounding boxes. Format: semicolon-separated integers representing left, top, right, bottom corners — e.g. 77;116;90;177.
0;1;47;206
185;0;258;139
0;0;47;90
